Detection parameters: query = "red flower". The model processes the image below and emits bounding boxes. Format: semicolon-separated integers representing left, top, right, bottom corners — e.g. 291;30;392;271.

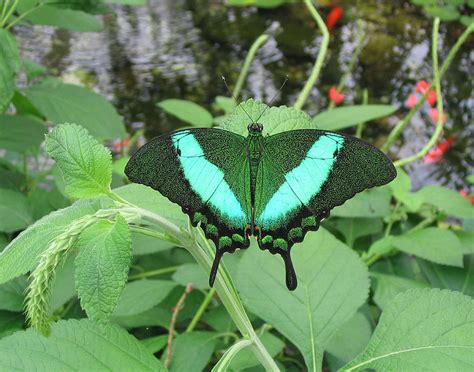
459;190;474;204
405;94;418;109
415;80;430;94
326;6;343;32
428;108;446;124
423;136;454;164
427;90;437;106
328;86;344;105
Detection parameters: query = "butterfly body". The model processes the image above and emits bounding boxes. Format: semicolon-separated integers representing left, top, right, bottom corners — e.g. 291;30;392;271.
125;111;396;290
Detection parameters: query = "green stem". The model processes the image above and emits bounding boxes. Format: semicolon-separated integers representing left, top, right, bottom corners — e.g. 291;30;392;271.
0;0;17;28
328;19;365;110
355;89;368;138
128;266;179;280
186;287;216;333
212;339;253;372
233;34;270;100
393;18;443;167
0;0;11;25
129;225;180;245
294;0;329;111
5;0;42;30
382;22;474;153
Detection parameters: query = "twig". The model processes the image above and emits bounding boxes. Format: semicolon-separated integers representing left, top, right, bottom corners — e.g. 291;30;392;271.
165;283;193;369
233;34;270;100
393;18;443;167
294;0;329;110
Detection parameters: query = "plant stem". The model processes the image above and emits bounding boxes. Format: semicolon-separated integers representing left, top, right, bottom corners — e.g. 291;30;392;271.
393;18;443;167
165;283;193;369
355;89;368;138
186;287;216;333
0;0;17;28
212;339;253;372
294;0;329;111
129;225;180;245
128;266;179;280
382;22;474;153
5;0;42;30
233;34;270;100
328;19;365;110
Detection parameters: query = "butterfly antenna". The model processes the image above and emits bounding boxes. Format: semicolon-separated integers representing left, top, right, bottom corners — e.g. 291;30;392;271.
254;75;288;123
221;76;255;123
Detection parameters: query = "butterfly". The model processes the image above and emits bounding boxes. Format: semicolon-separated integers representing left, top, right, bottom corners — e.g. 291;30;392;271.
125;101;396;290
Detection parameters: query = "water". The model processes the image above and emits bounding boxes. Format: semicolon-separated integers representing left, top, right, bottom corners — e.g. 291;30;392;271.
14;0;473;190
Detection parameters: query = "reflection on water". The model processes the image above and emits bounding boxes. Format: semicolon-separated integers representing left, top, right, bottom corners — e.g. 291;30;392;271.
14;0;473;190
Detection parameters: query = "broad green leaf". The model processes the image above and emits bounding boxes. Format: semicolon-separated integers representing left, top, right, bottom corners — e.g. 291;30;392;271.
415;185;473;219
325;312;372;370
0;276;28;312
115;184;187;228
164;331;218;372
455;231;474;254
132;232;175;255
0;311;23;338
0;199;101;285
0;319;165;370
202;305;236;333
313;105;397;131
343;289;474;371
367;236;396;257
220;98;313;136
235;228;370;371
142;334;168;354
49;254;76;311
113;157;130;178
214;95;235;114
329;218;383;246
157;99;213;127
29;187;69;221
17;4;103;32
113;279;177;317
391;227;464;267
0;115;46;153
22;59;47;81
0;167;24;191
172;263;209;290
425;6;460;20
332;187;392;218
24;80;125;139
229;330;285;370
389;167;423;211
75;215;132;322
370;272;429;309
46;124;112;199
417;256;474;296
0;30;21;112
0;189;32;233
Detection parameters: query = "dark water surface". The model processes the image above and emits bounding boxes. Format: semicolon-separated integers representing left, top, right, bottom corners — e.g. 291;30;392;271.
15;0;473;190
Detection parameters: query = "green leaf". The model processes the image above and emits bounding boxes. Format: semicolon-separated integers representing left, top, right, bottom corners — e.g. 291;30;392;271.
313;105;397;131
202;305;236;333
22;59;47;81
214;95;235;114
332;187;392;218
455;231;474;254
105;0;147;4
49;254;76;311
329;218;383;246
113;279;177;317
0;319;165;370
389;167;423;211
391;228;464;267
0;189;32;233
370;272;429;309
132;232;175;255
0;311;23;338
220;98;313;136
172;263;209;290
46;124;112;199
343;289;474;371
0;30;21;113
0;199;101;285
141;334;168;354
415;186;473;219
0;115;46;153
325;312;372;370
17;4;103;32
157;99;213;127
75;215;132;322
417;256;474;296
0;276;28;312
24;80;125;139
425;6;461;21
165;331;218;372
228;330;285;370
235;229;370;371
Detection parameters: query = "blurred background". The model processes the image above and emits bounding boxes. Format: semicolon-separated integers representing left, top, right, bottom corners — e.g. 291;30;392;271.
14;0;473;191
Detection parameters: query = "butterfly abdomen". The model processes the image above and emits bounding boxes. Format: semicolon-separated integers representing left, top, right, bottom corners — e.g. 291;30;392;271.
246;133;265;206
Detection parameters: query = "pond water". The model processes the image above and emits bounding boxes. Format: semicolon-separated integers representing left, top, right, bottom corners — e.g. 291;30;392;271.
15;0;473;190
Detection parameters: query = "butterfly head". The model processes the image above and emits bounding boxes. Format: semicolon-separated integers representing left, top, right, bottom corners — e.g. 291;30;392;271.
247;122;263;135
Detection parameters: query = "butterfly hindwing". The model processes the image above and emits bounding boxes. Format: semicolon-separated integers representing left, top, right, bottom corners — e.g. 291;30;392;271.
125;128;252;284
254;130;396;289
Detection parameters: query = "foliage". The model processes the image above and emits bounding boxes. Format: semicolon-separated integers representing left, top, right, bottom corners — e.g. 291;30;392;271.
0;0;473;371
411;0;474;26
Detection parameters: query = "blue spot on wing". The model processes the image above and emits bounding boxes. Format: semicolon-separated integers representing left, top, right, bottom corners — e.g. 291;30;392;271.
258;134;344;228
171;131;247;227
